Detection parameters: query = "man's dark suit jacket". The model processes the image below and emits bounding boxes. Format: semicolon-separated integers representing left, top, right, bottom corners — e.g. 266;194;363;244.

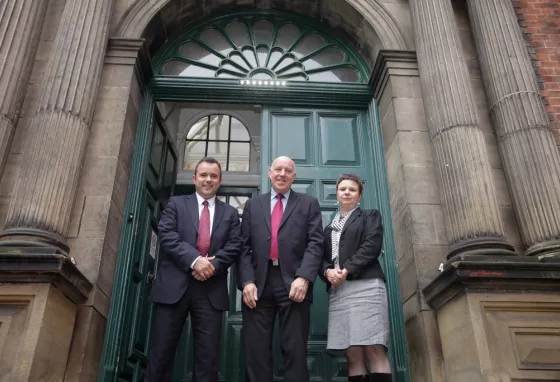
151;194;242;310
320;208;385;290
237;190;324;301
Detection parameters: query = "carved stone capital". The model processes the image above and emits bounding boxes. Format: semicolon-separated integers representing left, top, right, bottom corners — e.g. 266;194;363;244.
106;37;153;84
369;50;418;100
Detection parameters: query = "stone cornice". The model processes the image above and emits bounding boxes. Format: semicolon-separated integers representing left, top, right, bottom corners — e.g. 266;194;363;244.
369;50;418;100
423;255;560;310
0;246;93;304
106;37;153;85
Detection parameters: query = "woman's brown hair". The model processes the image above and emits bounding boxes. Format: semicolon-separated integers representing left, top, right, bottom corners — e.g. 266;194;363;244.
336;173;363;195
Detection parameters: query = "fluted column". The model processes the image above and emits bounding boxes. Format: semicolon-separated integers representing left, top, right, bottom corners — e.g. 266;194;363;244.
410;0;515;260
0;0;115;252
467;0;560;257
0;0;48;174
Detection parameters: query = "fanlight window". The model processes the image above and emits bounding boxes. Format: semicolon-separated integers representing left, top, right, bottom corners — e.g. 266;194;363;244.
184;115;250;172
157;13;366;83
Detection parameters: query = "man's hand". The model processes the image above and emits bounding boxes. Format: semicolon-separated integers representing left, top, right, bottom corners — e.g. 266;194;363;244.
191;256;216;281
242;283;258;309
289;277;309;303
327;269;347;288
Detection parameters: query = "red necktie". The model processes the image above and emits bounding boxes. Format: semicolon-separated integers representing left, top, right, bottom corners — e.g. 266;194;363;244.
270;194;284;261
196;200;211;256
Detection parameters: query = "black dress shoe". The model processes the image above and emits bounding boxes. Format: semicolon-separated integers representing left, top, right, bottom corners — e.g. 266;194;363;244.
348;376;369;382
369;373;392;382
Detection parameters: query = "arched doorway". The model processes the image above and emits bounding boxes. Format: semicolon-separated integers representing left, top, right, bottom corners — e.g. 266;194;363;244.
99;9;410;382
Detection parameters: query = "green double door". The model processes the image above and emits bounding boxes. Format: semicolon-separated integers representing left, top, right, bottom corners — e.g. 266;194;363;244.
171;107;380;382
100;103;406;382
260;107;381;381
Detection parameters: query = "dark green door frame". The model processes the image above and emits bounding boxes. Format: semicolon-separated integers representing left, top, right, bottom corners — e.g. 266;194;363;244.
98;77;411;382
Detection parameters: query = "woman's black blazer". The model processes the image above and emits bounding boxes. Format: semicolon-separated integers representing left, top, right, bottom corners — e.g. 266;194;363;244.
321;208;385;286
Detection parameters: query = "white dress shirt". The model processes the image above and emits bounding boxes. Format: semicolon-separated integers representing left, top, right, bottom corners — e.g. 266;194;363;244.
270;189;290;212
190;193;216;268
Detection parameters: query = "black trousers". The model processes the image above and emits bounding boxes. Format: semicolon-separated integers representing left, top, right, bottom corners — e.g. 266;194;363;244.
243;263;311;382
145;281;223;382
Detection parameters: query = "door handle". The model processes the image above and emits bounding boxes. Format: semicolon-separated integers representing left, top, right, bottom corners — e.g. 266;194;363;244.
147;271;155;285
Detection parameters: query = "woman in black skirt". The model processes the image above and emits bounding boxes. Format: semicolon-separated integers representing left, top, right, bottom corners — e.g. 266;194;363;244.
320;174;392;382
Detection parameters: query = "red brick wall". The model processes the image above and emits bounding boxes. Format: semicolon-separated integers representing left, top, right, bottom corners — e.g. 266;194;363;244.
513;0;560;147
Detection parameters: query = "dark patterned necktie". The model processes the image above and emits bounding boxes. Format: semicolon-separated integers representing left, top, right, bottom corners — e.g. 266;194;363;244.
196;200;210;256
270;194;284;261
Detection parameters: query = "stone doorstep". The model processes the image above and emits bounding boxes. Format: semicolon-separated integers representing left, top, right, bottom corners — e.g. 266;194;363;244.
423;255;560;310
0;246;93;304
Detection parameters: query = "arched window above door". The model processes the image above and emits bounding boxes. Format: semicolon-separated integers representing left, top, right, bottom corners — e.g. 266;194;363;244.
154;11;368;83
184;114;251;172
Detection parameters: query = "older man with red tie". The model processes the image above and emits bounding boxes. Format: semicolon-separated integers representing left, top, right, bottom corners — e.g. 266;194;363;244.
237;156;324;382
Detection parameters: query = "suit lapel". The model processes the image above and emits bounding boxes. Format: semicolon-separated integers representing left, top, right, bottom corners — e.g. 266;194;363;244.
341;208;361;235
187;194;199;232
279;191;299;229
261;193;272;232
212;199;225;237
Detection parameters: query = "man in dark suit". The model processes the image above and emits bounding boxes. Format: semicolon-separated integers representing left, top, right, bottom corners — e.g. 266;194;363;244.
145;157;242;382
237;156;324;382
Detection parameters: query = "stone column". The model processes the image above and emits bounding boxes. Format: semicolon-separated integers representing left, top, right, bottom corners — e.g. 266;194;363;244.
467;0;560;257
0;0;115;252
410;0;515;260
0;0;48;173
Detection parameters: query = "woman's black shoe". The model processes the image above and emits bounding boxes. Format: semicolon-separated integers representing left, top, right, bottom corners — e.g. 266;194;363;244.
369;373;392;382
348;375;369;382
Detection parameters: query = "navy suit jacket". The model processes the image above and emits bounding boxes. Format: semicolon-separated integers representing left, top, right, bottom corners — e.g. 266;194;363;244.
237;190;324;301
150;194;242;310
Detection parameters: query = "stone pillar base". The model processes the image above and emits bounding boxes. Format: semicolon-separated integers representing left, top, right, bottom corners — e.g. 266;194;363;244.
424;259;560;381
0;283;77;381
0;246;92;304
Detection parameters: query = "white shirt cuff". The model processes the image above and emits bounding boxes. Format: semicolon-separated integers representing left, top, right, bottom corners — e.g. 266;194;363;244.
190;255;202;269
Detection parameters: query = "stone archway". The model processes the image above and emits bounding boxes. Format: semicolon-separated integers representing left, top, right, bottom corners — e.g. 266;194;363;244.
113;0;409;68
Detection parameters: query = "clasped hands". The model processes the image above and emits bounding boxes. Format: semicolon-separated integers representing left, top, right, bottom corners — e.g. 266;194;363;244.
242;277;309;309
326;268;348;288
191;256;216;281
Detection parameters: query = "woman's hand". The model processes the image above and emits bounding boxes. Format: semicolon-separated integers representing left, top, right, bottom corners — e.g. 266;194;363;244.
327;268;349;288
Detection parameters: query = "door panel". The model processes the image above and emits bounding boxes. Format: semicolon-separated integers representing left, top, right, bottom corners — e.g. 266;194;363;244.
99;97;178;381
261;107;377;382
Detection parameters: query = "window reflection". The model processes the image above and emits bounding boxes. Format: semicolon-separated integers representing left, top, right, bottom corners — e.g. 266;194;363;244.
199;29;232;56
302;47;344;70
292;33;325;58
184;115;251;172
226;22;250;47
229;195;249;214
254;20;273;45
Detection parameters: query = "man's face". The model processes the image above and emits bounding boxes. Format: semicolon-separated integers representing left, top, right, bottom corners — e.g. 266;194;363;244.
192;162;222;199
268;157;296;194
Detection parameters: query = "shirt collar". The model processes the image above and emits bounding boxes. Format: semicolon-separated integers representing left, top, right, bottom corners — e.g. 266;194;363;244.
271;188;290;201
195;193;216;207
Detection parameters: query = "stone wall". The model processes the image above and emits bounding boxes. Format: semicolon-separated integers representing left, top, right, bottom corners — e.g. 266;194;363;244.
63;41;144;380
378;53;447;381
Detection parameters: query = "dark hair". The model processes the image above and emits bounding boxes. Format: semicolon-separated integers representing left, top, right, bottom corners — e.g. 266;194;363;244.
336;173;363;195
194;157;222;177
